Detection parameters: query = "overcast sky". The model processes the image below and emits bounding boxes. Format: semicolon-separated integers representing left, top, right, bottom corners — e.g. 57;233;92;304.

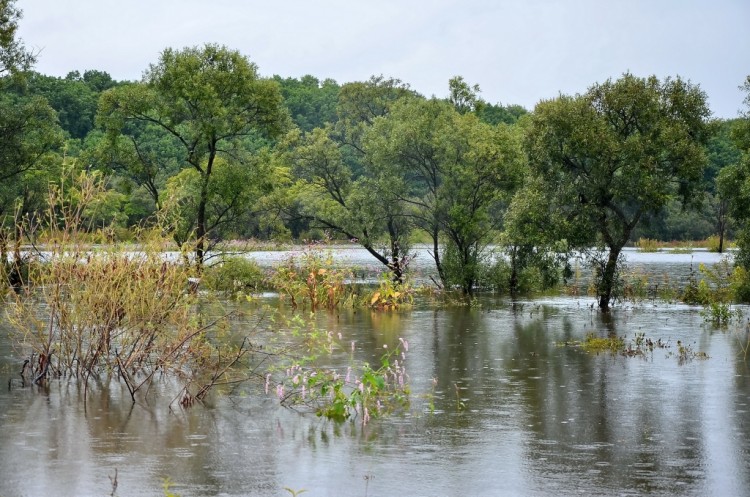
16;0;750;118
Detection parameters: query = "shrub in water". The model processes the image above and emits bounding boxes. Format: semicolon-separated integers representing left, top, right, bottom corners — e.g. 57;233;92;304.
202;256;266;295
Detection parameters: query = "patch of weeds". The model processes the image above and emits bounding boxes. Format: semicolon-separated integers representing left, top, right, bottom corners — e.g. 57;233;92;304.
269;245;355;311
670;340;709;365
269;334;411;425
635;237;661;252
366;274;414;310
683;258;744;325
559;332;673;359
580;333;625;354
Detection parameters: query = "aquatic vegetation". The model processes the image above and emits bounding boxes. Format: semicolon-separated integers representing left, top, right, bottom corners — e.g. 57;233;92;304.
7;172;256;406
635;238;661;253
283;487;307;496
270;337;410;424
162;478;181;497
579;333;626;354
672;340;709;364
201;256;266;296
682;259;744;324
366;274;414;310
560;332;670;358
269;245;354;311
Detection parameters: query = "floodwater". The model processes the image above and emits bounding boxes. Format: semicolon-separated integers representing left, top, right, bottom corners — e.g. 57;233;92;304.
1;250;749;496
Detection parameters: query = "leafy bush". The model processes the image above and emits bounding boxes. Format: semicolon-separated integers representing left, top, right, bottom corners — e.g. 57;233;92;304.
202;256;266;295
269;246;354;310
366;274;414;310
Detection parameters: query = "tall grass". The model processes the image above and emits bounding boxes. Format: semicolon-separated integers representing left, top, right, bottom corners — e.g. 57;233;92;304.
8;171;252;406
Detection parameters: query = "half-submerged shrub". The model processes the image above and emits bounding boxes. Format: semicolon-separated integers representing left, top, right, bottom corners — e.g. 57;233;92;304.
269;246;354;311
366;274;414;310
8;171;252;406
202;256;266;295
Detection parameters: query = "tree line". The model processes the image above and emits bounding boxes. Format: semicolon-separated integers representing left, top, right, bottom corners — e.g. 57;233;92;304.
2;1;749;310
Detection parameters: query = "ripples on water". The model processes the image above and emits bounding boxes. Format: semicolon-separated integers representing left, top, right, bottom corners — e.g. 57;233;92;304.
0;249;748;496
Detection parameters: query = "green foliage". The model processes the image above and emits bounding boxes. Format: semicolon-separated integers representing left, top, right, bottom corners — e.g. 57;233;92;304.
478;102;528;125
274;74;339;132
366;273;414;310
364;96;524;294
705;235;724;253
525;73;711;309
16;71;104;139
501;175;574;293
0;92;64;215
97;44;288;265
717;76;750;267
282;77;415;282
9;171;253;405
680;258;748;322
0;0;34;77
275;340;410;424
202;256;266;295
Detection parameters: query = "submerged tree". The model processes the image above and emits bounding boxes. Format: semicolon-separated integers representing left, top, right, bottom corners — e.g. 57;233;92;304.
364;96;524;294
525;73;711;310
718;76;750;271
97;44;288;266
283;76;415;283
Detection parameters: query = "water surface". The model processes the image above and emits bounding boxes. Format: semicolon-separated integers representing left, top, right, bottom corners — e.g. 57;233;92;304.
0;251;748;496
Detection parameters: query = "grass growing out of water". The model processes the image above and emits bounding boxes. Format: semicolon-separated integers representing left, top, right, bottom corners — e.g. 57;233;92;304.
578;334;625;354
560;332;696;360
635;238;662;252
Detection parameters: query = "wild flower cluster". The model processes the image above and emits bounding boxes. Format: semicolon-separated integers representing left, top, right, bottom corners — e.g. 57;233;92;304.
269;338;410;424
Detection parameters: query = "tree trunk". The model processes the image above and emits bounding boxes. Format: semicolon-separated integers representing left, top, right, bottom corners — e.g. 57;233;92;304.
598;247;622;311
717;198;728;254
195;193;207;269
386;219;405;284
194;150;216;271
509;245;519;294
430;226;446;289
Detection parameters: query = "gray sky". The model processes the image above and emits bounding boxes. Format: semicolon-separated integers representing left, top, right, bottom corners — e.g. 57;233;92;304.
16;0;750;118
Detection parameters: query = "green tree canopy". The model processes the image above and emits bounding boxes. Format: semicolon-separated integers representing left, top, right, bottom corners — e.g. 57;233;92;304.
525;73;711;309
364;96;524;294
0;0;33;77
97;44;288;265
717;76;750;268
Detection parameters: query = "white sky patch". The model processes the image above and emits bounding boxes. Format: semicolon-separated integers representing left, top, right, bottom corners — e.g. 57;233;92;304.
16;0;750;118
